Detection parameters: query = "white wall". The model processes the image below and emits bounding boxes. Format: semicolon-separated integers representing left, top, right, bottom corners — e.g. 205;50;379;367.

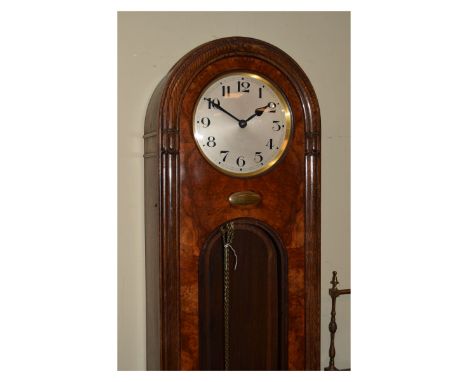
118;11;350;371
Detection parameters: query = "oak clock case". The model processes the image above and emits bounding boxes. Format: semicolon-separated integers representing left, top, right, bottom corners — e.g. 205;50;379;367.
143;37;321;371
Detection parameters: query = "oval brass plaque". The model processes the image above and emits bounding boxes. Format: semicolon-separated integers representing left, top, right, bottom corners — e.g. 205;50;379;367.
228;191;261;206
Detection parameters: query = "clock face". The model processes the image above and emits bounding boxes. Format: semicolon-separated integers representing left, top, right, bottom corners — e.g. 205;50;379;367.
193;72;292;177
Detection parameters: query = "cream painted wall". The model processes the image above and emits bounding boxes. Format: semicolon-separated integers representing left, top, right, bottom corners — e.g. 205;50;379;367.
118;11;350;371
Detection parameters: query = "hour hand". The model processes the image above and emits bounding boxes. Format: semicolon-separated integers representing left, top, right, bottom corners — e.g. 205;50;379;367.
204;98;241;122
245;102;276;122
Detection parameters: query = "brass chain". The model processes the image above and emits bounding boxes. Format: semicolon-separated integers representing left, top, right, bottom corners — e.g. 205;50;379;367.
223;247;230;370
220;221;235;371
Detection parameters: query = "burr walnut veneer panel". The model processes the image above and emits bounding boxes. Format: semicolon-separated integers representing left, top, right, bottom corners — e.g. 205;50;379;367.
144;37;321;370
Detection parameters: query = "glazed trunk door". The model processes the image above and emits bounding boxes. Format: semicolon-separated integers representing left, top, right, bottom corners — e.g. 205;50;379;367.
199;220;287;370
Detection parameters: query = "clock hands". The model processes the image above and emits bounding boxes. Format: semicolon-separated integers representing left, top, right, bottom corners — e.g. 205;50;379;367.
245;102;276;123
204;98;276;129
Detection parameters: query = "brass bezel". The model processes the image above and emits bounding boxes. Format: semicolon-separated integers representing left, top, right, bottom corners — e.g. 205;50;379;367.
192;72;293;178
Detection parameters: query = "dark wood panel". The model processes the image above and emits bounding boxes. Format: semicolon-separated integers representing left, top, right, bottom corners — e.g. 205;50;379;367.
199;219;287;370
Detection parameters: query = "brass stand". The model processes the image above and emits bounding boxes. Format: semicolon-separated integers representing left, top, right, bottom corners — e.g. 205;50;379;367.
324;271;350;371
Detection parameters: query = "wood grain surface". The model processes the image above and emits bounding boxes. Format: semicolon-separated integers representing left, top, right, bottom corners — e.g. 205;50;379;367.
199;219;288;370
144;36;321;370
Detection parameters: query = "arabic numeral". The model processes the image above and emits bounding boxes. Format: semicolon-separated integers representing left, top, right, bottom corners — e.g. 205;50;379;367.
266;138;274;150
272;120;282;131
220;150;229;162
200;117;211;127
204;97;220;109
236;156;245;168
222;85;231;97
207;136;216;147
254;152;263;163
237;81;250;92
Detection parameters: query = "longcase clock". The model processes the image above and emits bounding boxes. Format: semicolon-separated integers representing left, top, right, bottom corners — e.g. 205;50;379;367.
143;37;321;371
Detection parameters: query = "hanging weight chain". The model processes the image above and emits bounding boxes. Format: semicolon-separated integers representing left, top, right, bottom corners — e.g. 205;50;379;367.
220;221;236;371
223;241;230;370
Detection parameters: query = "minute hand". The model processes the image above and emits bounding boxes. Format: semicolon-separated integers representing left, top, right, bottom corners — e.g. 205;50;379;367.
205;98;241;122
